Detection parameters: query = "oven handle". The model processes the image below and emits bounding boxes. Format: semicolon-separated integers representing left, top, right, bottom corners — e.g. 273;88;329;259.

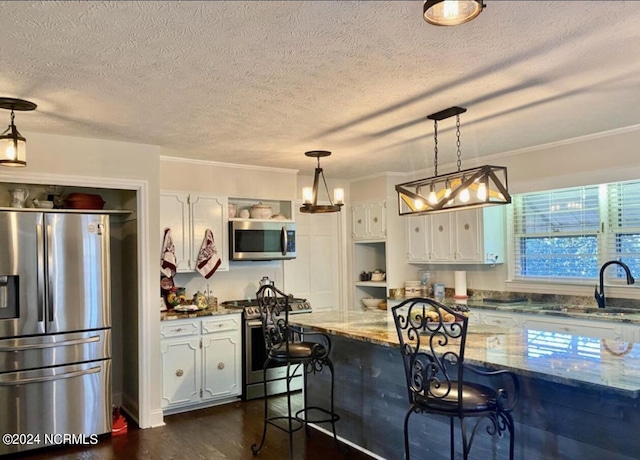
246;319;262;328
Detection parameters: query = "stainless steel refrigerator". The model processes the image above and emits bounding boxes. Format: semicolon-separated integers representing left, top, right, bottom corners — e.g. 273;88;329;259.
0;211;112;455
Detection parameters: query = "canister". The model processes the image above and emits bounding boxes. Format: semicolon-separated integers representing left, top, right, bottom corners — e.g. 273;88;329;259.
433;283;445;298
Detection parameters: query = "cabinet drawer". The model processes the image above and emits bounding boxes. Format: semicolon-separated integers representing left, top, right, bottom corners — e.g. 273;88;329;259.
202;315;240;335
481;313;519;328
161;320;200;338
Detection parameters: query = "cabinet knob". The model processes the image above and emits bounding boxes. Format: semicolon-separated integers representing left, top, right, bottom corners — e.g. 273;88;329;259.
438;225;444;232
464;223;470;230
357;219;362;224
175;328;183;332
217;362;225;370
373;217;378;223
414;227;420;233
176;369;184;377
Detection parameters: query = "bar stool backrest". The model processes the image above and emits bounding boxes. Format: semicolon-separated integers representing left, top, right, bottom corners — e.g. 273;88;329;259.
392;297;469;414
256;284;292;354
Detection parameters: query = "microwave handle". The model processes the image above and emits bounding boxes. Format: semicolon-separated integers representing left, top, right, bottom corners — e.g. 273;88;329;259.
281;226;288;256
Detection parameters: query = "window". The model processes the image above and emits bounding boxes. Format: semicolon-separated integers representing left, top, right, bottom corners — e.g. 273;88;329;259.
512;180;640;281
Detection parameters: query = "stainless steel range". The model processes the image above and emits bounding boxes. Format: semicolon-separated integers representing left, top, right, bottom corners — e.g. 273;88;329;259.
221;297;312;400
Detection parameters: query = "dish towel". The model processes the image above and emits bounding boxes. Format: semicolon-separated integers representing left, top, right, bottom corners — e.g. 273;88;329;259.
196;228;221;279
160;228;177;278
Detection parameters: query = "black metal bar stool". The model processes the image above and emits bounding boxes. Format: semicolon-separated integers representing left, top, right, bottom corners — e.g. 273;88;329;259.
392;297;519;460
251;284;340;459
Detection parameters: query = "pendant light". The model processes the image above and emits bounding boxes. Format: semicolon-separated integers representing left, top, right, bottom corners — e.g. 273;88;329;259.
423;0;485;26
0;97;37;167
300;150;344;214
395;106;511;216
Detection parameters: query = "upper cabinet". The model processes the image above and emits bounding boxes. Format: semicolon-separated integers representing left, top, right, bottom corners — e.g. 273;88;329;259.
352;200;386;240
407;206;505;264
160;192;229;273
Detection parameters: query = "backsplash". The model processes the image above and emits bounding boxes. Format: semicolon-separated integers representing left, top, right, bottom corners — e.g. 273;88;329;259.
459;288;640;310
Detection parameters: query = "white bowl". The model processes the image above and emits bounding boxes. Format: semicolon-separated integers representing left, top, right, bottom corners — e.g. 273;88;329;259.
361;297;383;310
35;201;54;209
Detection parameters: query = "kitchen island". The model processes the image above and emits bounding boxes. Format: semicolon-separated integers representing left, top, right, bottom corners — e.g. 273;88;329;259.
291;309;640;460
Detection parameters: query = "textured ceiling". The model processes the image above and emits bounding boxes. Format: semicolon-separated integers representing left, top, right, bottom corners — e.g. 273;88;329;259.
2;1;640;178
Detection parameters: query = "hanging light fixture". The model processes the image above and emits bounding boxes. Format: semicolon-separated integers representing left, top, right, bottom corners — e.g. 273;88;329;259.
395;106;511;216
300;150;344;214
423;0;485;26
0;97;37;167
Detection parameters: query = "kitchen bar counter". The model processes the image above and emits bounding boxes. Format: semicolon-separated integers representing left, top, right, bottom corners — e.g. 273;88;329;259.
291;309;640;397
292;309;640;460
391;296;640;324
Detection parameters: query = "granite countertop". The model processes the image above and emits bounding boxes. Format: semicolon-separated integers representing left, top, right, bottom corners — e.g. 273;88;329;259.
290;310;640;398
388;297;640;324
161;306;240;321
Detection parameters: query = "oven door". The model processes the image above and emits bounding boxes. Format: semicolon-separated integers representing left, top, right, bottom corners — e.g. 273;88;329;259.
244;319;302;400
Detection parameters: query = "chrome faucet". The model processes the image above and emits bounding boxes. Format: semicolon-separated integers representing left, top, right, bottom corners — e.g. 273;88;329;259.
595;260;635;308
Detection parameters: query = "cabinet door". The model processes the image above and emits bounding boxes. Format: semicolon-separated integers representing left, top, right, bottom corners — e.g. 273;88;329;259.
190;195;229;272
160;193;191;271
368;201;386;239
161;337;201;408
407;215;428;262
429;213;454;262
352;203;368;240
201;331;241;400
453;209;482;262
284;209;341;311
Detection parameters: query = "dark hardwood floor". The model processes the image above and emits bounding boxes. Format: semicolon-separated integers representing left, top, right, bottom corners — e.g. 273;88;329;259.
9;396;376;460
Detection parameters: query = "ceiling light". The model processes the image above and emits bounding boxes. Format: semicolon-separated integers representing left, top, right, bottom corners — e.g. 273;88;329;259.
300;150;344;214
396;106;511;215
0;97;37;167
423;0;485;26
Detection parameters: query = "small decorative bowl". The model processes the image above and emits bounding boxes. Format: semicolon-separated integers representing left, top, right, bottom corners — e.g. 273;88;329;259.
361;297;383;310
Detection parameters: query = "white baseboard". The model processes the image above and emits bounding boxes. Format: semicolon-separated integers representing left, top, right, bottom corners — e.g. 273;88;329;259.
309;423;387;460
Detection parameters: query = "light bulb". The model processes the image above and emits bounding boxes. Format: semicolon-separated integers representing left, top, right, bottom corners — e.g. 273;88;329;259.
460;187;470;203
4;145;16;161
477;182;487;200
414;199;425;210
333;188;344;205
302;187;313;204
428;185;438;205
443;0;459;19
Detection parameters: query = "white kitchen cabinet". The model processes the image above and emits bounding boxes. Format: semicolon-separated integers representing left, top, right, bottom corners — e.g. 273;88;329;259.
352;200;386;240
161;314;241;414
160;192;229;273
406;206;504;264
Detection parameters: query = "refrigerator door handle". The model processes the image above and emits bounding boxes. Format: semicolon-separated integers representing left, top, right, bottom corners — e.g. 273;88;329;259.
37;222;45;322
0;335;101;351
0;366;101;386
46;223;54;323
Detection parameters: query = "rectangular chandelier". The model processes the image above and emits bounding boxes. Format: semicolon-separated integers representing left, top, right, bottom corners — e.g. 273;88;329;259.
396;106;511;216
396;164;511;215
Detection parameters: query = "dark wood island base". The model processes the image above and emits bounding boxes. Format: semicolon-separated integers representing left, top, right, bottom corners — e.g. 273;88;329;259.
295;312;640;460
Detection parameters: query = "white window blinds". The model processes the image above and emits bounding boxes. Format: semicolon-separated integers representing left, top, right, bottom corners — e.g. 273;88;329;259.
512;186;600;280
512;179;640;281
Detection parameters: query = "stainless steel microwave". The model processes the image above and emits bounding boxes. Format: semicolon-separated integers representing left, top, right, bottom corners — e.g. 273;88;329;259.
229;220;296;261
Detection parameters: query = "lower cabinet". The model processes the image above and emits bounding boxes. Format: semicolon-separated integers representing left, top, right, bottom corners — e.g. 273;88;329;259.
161;313;241;414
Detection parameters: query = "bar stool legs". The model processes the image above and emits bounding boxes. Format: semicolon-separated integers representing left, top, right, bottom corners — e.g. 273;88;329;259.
251;358;340;459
